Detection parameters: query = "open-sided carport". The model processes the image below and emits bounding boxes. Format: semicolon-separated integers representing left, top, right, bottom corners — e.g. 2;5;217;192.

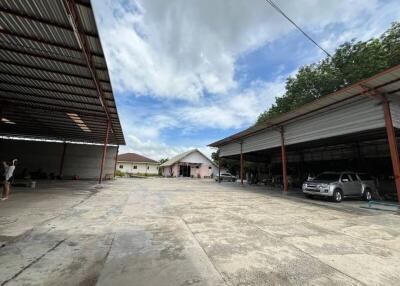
209;65;400;203
0;0;125;182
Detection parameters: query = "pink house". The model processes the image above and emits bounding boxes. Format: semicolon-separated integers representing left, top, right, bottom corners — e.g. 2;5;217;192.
160;149;219;178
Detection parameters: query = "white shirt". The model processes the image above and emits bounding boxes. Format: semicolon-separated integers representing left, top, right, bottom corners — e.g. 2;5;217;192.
3;162;15;181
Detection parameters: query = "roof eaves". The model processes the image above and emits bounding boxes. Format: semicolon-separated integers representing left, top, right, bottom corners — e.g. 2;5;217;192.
209;64;400;147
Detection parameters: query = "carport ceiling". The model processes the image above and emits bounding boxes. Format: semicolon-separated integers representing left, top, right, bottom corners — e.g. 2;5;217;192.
0;0;125;145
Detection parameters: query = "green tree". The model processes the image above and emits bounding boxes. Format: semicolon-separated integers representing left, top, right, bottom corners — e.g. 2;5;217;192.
257;22;400;124
159;158;169;164
211;150;240;175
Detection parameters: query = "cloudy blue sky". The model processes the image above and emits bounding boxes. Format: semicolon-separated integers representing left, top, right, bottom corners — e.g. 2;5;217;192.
92;0;399;160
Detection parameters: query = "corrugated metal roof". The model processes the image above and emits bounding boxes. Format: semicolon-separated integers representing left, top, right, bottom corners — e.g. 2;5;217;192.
0;0;125;145
117;153;159;164
160;149;196;167
209;64;400;147
160;149;217;167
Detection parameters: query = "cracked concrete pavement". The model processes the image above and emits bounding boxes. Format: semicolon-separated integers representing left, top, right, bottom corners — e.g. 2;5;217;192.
0;178;400;285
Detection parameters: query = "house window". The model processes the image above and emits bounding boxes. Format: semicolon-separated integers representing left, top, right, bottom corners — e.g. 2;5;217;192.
133;165;137;169
119;165;123;169
147;166;150;170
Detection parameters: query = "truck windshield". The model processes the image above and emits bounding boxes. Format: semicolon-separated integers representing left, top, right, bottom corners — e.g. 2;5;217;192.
314;173;340;181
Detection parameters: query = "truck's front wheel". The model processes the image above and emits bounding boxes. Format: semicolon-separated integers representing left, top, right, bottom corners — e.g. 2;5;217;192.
332;189;342;203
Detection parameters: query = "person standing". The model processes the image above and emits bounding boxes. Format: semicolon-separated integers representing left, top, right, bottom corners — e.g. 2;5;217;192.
2;159;17;201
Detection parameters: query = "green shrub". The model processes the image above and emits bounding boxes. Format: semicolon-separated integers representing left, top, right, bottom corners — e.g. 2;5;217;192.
115;170;125;177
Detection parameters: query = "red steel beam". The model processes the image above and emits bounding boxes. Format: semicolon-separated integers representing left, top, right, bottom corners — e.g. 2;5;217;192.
382;99;400;203
63;0;114;134
382;99;400;204
0;29;104;58
280;127;289;192
0;6;98;38
360;87;400;204
98;122;111;184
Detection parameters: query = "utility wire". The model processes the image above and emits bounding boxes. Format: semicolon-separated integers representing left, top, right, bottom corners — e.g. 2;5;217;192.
265;0;332;58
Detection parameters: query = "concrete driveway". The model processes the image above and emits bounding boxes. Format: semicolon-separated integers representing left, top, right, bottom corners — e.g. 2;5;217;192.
0;178;399;286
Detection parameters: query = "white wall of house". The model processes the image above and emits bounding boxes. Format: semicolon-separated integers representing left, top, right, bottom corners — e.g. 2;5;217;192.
161;151;220;178
118;161;159;174
161;164;179;177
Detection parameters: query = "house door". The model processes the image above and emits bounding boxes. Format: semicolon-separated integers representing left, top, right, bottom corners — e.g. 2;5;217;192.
179;165;191;177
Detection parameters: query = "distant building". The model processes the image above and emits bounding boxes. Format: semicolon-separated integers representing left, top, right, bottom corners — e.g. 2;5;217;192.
117;153;159;175
160;149;219;178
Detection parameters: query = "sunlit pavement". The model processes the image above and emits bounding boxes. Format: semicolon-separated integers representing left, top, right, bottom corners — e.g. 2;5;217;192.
1;178;399;286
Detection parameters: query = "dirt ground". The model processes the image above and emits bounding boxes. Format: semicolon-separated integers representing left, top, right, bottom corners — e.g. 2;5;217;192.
0;178;400;286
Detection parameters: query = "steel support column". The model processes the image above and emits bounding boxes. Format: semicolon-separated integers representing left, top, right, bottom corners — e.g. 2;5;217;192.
98;122;110;184
361;86;400;204
240;142;244;185
280;127;289;192
381;99;400;203
58;142;67;178
113;145;119;179
218;152;221;183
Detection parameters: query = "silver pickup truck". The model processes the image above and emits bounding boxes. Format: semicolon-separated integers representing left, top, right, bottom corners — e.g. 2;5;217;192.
302;172;377;202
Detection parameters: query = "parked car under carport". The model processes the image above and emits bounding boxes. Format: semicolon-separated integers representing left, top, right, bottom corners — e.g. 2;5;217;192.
215;173;237;182
302;171;378;202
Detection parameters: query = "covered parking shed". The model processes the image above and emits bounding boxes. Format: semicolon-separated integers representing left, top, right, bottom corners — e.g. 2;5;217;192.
209;65;400;203
0;0;125;182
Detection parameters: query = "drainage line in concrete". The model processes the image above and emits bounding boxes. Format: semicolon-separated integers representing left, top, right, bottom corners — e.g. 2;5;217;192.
181;218;231;286
1;239;66;286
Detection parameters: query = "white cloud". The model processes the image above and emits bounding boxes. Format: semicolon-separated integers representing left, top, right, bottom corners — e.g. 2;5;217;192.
178;78;286;129
93;0;380;101
93;0;400;158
